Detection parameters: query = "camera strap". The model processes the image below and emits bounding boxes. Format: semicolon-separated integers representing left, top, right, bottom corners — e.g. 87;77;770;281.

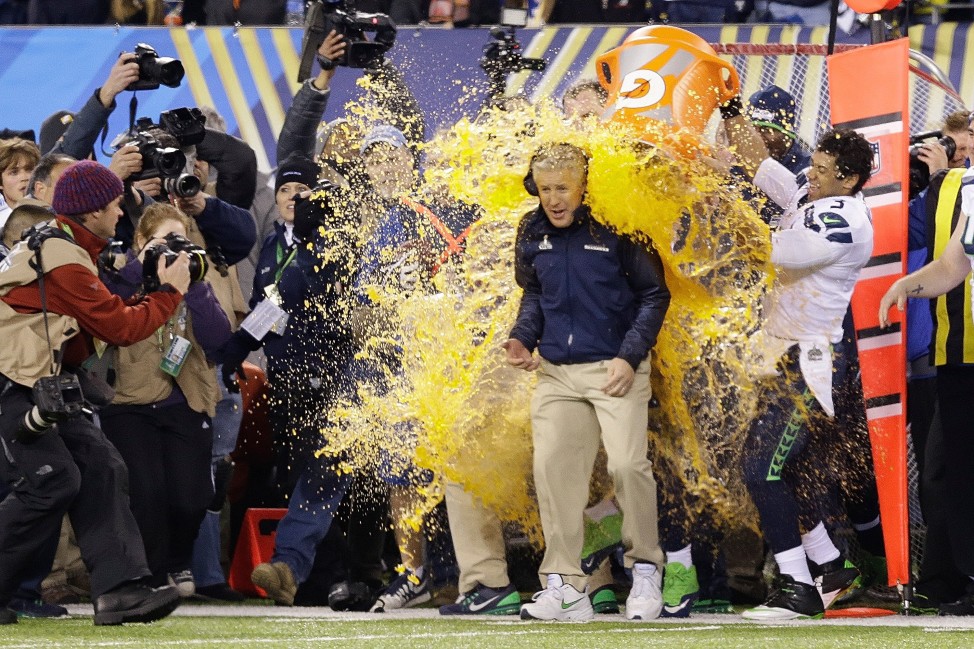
27;243;64;376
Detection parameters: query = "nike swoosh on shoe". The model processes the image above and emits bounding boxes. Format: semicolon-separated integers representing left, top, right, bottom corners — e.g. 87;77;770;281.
467;595;503;613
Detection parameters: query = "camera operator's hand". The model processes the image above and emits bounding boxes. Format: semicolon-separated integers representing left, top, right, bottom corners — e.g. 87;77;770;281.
137;239;167;264
172;191;209;218
156;251;192;294
131;178;163;201
99;53;141;108
314;30;347;88
917;141;949;175
109;143;143;181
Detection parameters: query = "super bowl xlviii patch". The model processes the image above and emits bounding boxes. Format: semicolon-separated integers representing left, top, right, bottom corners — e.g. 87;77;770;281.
807;345;823;362
539;235;552;250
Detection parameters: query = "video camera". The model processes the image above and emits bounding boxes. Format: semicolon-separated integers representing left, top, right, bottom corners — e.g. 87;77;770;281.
480;24;546;98
909;130;957;199
128;43;185;91
298;0;397;80
142;232;209;292
21;374;86;437
112;107;207;197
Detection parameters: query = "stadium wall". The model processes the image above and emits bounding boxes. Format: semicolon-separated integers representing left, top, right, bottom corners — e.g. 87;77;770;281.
0;23;965;170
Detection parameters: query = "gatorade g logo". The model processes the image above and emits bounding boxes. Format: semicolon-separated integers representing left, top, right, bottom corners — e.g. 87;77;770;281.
616;69;667;110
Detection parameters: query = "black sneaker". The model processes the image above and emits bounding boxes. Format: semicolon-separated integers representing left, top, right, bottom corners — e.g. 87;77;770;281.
939;593;974;616
811;558;861;609
93;583;180;626
328;580;376;612
7;598;69;618
741;575;824;621
0;607;17;625
439;583;520;615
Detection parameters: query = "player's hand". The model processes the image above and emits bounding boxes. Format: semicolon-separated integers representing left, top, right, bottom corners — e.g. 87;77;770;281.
503;338;539;371
602;357;635;397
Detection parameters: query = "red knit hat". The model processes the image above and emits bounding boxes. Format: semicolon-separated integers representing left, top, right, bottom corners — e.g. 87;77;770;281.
51;160;124;216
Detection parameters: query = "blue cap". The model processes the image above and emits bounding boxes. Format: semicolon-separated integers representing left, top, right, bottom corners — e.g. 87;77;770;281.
360;124;407;154
748;85;798;139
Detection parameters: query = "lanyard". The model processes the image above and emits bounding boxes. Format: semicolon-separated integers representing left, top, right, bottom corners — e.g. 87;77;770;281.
156;303;187;351
273;241;298;286
399;197;471;274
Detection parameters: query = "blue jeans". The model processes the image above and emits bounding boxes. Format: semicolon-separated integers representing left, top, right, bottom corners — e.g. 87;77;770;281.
191;366;243;588
271;453;351;584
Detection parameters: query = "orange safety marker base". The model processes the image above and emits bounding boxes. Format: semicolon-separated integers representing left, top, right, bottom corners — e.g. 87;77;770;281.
827;38;911;596
228;507;287;597
826;607;898;618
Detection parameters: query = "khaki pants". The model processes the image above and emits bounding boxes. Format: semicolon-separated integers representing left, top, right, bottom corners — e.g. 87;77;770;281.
444;482;510;593
532;359;663;591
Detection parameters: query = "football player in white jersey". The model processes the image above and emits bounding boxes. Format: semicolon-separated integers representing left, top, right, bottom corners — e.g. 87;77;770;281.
721;95;876;620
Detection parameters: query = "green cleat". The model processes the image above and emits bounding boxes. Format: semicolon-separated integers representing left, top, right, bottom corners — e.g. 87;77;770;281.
590;585;620;614
661;563;700;618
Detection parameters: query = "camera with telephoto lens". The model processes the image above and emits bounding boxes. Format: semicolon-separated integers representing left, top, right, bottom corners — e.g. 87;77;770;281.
142;233;209;292
128;43;185;91
298;0;396;80
909;130;957;199
112;107;207;193
21;375;86;436
480;25;546;98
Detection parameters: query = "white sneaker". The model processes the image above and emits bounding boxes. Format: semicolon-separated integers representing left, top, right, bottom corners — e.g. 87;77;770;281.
369;568;431;612
167;570;196;598
519;574;594;622
626;562;663;620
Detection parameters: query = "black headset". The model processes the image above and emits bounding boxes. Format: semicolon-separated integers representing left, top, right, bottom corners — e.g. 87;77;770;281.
523;143;590;197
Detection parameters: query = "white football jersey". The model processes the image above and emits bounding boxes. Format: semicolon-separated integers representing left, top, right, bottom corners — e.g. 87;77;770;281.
754;158;874;344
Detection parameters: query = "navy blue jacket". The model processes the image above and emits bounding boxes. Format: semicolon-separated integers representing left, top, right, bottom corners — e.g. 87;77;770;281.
510;206;670;370
251;221;355;370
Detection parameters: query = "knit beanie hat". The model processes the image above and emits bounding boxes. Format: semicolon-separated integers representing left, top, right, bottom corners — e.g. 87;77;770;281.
51;160;124;216
275;154;320;192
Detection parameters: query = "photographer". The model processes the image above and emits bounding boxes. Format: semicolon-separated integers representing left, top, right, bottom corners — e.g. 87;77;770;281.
229;155;362;608
0;160;191;626
278;29;424;176
98;203;231;600
894;110;974;614
109;124;257;261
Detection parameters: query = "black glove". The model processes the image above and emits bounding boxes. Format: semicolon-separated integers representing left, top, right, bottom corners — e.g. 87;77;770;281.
719;95;744;120
291;193;323;243
217;329;262;392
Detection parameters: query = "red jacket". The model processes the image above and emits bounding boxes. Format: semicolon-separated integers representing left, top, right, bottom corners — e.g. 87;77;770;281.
2;216;182;367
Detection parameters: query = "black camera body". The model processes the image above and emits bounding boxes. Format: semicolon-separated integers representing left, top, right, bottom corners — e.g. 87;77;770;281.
298;0;396;80
123;128;187;182
480;26;546;97
909;131;957;199
142;233;209;292
20;374;86;436
128;43;185;91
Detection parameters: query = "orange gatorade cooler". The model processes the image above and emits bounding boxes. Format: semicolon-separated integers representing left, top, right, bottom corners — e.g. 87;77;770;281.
596;25;740;136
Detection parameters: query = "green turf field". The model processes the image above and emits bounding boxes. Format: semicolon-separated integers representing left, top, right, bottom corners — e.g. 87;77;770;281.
3;610;974;648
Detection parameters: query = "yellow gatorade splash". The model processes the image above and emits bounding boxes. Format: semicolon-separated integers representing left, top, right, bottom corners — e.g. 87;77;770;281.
309;85;778;540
